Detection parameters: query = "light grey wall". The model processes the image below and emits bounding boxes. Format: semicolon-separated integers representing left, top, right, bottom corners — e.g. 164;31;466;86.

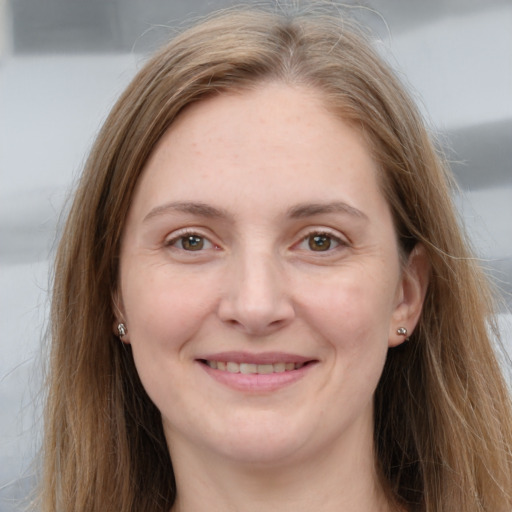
1;1;511;510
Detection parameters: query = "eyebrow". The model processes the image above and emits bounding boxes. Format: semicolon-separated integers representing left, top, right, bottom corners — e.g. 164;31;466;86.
143;200;368;223
287;201;368;220
143;201;231;223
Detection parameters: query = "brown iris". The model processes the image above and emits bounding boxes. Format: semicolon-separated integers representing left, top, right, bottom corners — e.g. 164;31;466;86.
181;235;204;251
308;234;332;251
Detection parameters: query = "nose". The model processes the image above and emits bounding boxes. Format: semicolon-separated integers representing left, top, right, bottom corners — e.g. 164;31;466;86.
217;249;295;336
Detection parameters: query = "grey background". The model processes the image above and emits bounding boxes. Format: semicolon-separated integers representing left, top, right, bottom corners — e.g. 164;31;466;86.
1;1;511;510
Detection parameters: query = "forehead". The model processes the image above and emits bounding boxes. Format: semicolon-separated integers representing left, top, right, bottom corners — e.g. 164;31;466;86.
129;82;388;224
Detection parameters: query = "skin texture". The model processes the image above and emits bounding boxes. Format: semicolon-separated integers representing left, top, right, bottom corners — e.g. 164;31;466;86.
117;83;428;511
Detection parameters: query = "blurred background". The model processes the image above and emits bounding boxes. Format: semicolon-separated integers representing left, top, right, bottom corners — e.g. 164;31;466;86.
1;0;511;510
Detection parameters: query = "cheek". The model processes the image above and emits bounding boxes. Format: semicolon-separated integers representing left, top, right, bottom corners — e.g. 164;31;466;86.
302;272;396;343
120;266;220;409
296;267;397;383
120;264;218;356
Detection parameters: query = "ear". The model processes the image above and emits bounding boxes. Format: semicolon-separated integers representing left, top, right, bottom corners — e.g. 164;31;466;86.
112;289;130;344
389;243;430;347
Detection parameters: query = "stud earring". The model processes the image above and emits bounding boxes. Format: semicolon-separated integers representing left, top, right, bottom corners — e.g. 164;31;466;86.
396;326;408;336
117;323;127;338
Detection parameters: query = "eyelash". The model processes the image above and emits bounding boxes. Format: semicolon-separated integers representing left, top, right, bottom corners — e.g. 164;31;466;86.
296;230;348;253
164;228;348;255
165;229;216;252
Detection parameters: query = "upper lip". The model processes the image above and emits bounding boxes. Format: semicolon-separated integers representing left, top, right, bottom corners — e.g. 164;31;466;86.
196;351;315;365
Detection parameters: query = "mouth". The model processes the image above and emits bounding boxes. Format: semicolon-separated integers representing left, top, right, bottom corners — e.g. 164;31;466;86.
199;360;309;374
196;352;318;392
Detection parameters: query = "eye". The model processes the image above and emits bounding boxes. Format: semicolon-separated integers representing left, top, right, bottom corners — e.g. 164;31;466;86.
166;232;214;251
308;233;336;252
297;231;345;252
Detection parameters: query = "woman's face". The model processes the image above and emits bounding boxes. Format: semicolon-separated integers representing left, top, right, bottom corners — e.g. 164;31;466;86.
118;83;424;467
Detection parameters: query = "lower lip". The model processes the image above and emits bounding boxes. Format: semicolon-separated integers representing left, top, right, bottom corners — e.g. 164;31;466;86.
198;362;316;393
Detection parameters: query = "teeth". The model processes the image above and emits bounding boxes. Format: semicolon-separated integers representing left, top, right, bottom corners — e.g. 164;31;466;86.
205;360;306;374
227;362;239;373
240;363;257;374
258;364;274;374
274;362;285;373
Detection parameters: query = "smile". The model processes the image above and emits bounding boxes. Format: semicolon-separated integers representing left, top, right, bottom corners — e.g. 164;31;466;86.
203;361;305;374
197;352;317;392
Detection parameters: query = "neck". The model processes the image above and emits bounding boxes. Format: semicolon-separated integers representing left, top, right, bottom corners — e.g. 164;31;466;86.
168;418;394;512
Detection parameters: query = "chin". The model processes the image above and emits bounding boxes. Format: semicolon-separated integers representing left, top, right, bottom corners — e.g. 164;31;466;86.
217;433;306;466
167;411;313;467
233;410;335;465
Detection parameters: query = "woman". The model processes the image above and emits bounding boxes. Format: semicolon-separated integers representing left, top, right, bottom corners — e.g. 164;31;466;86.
41;6;512;512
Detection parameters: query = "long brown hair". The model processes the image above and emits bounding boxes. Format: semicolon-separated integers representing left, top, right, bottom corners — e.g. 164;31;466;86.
41;6;512;511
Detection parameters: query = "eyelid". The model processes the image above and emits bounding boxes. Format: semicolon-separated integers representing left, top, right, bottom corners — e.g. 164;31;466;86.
164;227;219;250
294;227;350;252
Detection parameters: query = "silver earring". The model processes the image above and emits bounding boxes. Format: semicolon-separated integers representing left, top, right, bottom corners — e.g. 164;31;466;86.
396;327;408;336
117;323;127;338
